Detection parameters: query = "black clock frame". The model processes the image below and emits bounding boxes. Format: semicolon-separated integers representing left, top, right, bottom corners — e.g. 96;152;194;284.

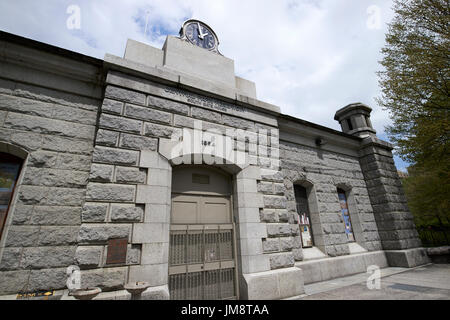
179;19;220;54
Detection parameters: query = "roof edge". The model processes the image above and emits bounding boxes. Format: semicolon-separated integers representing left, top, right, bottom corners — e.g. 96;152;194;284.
0;30;103;67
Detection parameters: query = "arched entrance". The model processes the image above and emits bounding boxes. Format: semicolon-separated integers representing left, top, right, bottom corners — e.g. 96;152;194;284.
168;165;238;300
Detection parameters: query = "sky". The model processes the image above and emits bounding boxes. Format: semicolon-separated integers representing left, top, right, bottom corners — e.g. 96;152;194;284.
0;0;410;170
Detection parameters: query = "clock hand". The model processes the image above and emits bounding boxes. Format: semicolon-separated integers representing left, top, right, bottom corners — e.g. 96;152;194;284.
197;23;204;39
197;23;209;39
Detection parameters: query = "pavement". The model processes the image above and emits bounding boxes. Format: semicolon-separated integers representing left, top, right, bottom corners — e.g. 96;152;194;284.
298;263;450;300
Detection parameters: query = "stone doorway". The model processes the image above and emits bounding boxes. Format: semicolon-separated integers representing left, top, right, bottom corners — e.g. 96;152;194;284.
168;166;238;300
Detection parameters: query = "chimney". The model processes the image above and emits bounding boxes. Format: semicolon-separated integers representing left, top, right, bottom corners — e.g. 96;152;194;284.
334;103;376;138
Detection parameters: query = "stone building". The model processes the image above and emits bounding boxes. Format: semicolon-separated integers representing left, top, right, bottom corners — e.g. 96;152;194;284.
0;20;429;300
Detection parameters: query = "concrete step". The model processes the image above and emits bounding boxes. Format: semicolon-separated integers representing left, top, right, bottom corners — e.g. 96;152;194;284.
295;250;389;284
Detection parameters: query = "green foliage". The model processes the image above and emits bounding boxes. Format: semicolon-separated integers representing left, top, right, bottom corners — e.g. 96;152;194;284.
402;166;450;228
378;0;450;228
378;0;449;163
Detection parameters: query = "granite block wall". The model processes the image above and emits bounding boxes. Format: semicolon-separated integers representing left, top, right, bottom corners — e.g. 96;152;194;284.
279;140;383;258
0;76;101;295
75;68;302;293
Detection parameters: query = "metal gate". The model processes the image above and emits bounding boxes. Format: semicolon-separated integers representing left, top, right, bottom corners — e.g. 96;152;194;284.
168;194;238;300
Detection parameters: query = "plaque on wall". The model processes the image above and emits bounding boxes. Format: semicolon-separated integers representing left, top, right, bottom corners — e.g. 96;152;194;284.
106;238;128;265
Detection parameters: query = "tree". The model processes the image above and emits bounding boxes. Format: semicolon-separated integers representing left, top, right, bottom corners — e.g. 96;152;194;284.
402;166;449;227
378;0;450;228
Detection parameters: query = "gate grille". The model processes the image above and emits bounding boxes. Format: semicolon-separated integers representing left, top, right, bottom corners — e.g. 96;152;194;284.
169;226;236;300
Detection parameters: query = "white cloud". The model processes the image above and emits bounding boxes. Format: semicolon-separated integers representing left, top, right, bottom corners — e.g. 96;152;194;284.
0;0;406;168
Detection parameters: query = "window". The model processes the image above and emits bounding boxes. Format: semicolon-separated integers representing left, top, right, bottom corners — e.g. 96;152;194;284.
0;153;23;238
365;116;372;128
294;185;313;248
337;188;355;242
346;118;354;131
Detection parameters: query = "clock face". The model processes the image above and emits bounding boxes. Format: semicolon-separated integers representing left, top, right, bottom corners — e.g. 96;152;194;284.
184;21;217;51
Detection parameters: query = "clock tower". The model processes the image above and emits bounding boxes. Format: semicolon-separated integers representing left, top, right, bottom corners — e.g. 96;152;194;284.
123;19;257;98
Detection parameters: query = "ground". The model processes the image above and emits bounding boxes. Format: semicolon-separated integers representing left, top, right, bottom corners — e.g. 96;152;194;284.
299;263;450;300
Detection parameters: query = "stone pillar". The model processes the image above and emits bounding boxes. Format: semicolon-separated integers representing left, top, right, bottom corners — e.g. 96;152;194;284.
132;150;171;299
236;152;305;299
359;137;429;267
234;166;270;276
334;103;429;268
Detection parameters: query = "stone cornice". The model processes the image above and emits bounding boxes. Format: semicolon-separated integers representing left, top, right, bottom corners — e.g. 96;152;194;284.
103;54;281;117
